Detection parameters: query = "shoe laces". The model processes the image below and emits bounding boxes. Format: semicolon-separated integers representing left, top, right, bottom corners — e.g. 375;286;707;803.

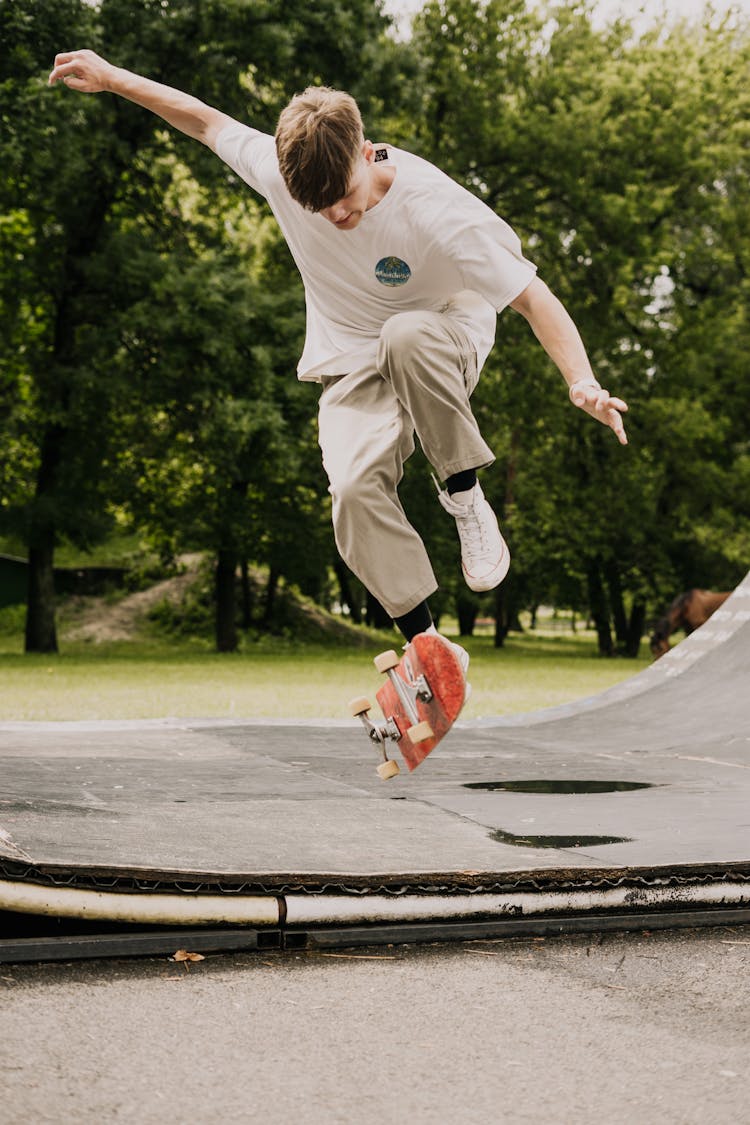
454;503;489;561
432;474;490;562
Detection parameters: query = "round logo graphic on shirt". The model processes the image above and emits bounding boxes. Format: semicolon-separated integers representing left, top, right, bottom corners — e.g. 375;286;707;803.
375;256;412;287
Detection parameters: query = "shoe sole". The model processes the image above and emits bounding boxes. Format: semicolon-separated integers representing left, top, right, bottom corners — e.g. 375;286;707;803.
463;545;511;592
428;633;471;711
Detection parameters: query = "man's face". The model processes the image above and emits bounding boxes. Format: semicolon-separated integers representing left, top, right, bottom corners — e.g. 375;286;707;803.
318;147;372;231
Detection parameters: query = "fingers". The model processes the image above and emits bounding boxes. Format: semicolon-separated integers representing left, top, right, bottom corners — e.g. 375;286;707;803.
48;50;99;89
598;399;628;445
608;408;628;445
593;390;626;422
594;391;628;445
49;61;80;86
49;53;75;85
569;381;629;445
50;66;84;88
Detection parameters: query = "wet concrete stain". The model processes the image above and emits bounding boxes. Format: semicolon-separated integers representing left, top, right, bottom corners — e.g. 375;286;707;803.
465;780;655;794
0;798;114;817
468;779;644;848
490;828;632;848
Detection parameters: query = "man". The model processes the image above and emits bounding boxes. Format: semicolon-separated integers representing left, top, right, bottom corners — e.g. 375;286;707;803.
49;50;628;661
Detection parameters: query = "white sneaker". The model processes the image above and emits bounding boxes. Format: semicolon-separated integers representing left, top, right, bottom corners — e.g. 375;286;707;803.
424;627;471;702
435;480;510;592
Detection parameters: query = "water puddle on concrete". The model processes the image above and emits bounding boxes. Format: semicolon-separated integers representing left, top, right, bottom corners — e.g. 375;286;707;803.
463;779;649;848
490;828;632;849
464;780;654;794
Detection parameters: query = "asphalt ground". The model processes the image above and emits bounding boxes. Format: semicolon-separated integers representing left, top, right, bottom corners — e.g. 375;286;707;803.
2;925;749;1124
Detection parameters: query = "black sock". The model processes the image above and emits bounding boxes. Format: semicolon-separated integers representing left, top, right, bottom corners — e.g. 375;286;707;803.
446;468;477;495
394;601;433;642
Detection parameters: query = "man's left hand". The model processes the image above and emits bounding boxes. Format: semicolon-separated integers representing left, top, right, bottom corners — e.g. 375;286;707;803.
569;381;628;445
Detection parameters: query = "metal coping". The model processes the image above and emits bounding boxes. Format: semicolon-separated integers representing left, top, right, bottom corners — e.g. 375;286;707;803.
2;906;750;964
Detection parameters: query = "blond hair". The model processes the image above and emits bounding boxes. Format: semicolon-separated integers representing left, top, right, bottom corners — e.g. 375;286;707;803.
275;87;364;212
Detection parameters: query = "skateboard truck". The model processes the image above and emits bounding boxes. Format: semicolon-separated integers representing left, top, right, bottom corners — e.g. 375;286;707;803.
349;649;436;781
348;699;402;779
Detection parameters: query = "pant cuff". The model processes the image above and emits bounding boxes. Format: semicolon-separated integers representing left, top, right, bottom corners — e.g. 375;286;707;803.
437;454;495;480
384;578;439;620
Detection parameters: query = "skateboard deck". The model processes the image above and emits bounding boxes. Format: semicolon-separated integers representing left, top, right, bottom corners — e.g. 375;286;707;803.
349;633;467;779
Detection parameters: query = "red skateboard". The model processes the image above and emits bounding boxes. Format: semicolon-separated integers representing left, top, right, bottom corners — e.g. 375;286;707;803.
349;633;467;779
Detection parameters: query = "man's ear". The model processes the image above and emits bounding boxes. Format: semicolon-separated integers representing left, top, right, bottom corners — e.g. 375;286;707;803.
362;139;375;163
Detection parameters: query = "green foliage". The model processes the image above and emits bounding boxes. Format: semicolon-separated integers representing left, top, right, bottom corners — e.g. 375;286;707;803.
0;0;399;650
403;0;750;646
2;0;748;658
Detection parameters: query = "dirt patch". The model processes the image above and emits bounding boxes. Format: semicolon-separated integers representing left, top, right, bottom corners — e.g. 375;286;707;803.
62;555;204;643
60;554;390;648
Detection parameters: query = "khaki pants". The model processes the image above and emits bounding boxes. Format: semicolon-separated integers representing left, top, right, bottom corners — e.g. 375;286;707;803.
318;309;495;618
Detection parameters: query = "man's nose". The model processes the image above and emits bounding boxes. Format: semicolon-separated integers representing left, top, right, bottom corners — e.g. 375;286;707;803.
324;203;347;222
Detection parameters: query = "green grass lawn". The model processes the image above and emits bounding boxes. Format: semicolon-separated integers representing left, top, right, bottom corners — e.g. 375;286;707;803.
0;630;651;722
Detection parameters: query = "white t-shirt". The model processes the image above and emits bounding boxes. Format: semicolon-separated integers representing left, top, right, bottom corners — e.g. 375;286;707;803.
216;123;537;382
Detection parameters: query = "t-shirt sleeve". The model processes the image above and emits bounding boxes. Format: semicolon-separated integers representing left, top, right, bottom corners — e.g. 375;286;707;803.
455;208;537;312
431;180;537;311
215;122;278;198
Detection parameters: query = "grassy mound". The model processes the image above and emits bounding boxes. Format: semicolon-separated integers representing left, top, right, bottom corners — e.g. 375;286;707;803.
56;555;392;650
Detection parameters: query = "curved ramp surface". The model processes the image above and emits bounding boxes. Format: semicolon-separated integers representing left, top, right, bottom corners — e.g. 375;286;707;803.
0;573;748;899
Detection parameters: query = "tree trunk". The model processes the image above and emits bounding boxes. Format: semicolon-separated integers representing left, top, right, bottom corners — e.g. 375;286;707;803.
262;565;281;629
334;558;362;624
493;575;523;646
456;591;479;637
240;559;254;630
365;591;392;630
20;111;155;653
215;549;238;653
625;600;646;658
605;560;628;648
25;537;58;653
586;560;613;656
24;424;65;654
494;584;509;647
493;426;521;648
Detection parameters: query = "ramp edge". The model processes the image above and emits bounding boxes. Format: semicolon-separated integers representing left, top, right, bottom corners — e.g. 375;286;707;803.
3;877;750;927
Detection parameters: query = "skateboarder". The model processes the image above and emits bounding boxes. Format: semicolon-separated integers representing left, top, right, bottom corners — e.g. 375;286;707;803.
48;51;628;656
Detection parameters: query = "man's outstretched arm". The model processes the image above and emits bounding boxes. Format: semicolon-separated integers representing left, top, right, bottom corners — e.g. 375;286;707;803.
48;49;235;150
510;276;628;446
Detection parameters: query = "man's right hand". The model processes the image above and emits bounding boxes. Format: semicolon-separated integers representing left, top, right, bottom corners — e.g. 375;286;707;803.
48;49;114;94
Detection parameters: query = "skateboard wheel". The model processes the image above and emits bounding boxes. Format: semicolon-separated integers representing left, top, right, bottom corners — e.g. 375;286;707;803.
407;720;434;744
348;696;371;717
377;760;401;780
374;650;401;673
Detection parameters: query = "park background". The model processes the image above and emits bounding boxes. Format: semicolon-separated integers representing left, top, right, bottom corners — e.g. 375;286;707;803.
0;0;748;717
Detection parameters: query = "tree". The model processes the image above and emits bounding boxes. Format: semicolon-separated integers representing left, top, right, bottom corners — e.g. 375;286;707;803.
0;0;401;651
404;0;750;651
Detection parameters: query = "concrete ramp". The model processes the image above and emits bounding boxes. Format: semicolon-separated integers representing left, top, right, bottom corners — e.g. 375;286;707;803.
1;572;748;942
